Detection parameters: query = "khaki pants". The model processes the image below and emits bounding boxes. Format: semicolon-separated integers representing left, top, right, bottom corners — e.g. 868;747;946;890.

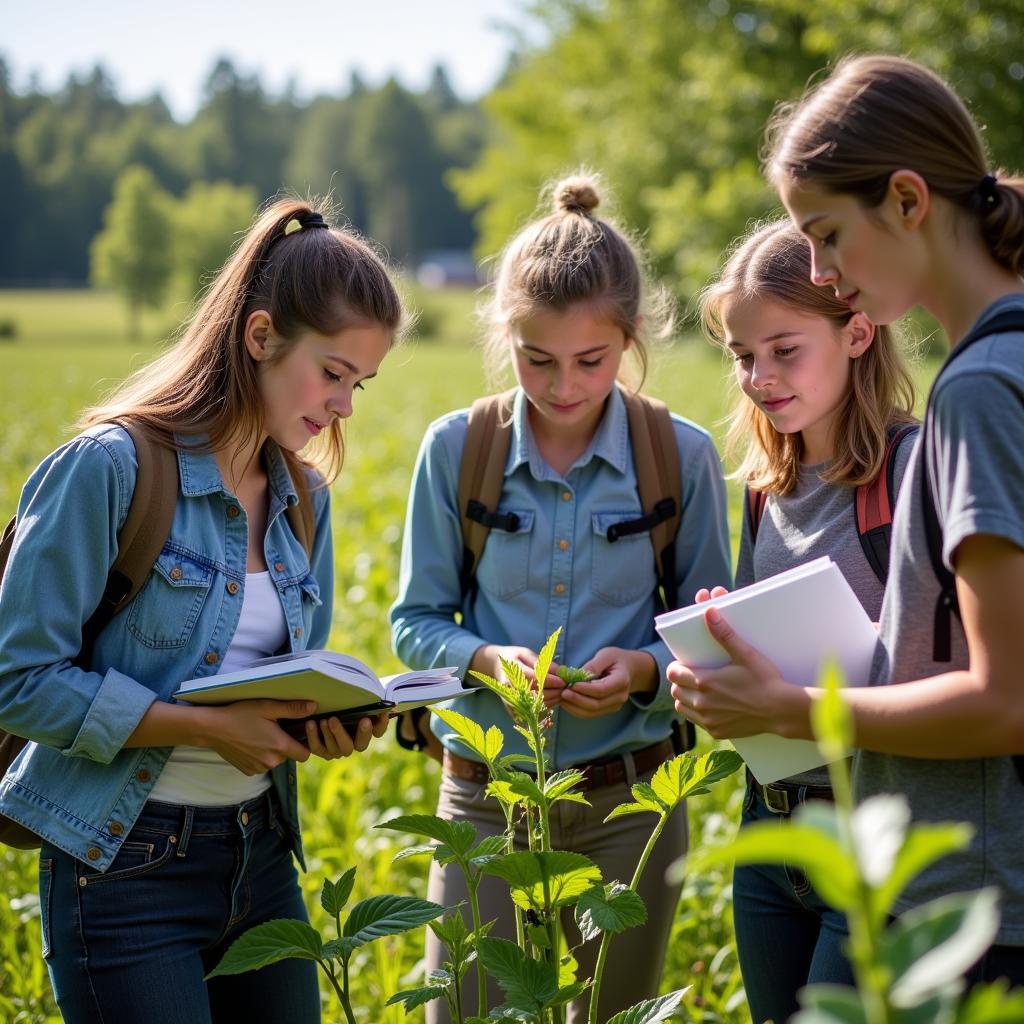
425;761;688;1024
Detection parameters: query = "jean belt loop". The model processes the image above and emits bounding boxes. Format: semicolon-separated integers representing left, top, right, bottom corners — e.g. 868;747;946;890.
265;788;279;831
176;804;195;858
623;749;638;787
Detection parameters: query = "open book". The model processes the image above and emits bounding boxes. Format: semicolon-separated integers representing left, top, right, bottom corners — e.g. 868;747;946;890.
655;557;879;784
173;650;463;722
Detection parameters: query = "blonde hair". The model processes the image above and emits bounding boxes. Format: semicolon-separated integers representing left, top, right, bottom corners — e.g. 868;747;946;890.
766;54;1024;275
700;220;916;495
82;197;405;485
481;172;672;390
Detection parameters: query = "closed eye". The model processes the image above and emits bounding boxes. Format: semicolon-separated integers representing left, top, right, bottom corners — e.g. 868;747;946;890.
323;367;342;383
579;357;604;368
775;346;797;358
732;352;753;364
526;357;553;368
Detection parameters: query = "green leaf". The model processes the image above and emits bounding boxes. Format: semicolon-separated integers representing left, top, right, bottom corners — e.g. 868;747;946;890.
322;936;361;960
957;979;1024;1023
689;820;858;912
575;882;647;941
604;988;689;1023
793;983;867;1024
527;923;551;948
206;919;323;978
544;769;587;802
507;775;547;807
811;659;854;763
868;822;974;929
484;724;505;762
342;895;447;946
429;910;470;948
320;866;357;917
476;936;559;1013
469;834;510;864
535;628;561;690
882;888;1001;1007
482;851;603;911
377;814;477;858
550;982;590;1007
385;982;450;1011
632;782;669;812
850;794;911;887
650;749;744;806
432;707;494;763
393;842;439;863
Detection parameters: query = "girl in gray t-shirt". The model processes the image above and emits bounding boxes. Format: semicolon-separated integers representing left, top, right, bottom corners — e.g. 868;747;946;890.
696;219;917;1024
672;55;1024;989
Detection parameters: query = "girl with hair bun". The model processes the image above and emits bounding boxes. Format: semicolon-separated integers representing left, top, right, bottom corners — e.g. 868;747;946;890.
670;54;1024;990
0;197;406;1022
391;173;731;1022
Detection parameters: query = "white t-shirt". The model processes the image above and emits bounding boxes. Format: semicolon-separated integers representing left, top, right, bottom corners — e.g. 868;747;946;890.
148;571;289;806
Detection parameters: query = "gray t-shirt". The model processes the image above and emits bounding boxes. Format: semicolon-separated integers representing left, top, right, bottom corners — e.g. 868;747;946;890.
737;444;913;786
859;294;1024;944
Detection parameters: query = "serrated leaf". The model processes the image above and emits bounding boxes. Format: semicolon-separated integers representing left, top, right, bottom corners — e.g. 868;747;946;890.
544;769;586;801
476;936;559;1012
469;834;511;863
550;982;590;1007
433;707;492;762
632;782;669;812
377;814;477;857
575;882;647;941
558;952;579;988
650;749;744;806
393;842;440;863
957;979;1024;1023
322;936;361;960
342;895;447;946
527;923;551;948
604;988;689;1023
605;800;657;821
429;910;470;947
385;983;450;1011
482;851;602;911
484;724;505;761
206;919;323;978
320;866;357;917
535;628;561;690
508;775;547;806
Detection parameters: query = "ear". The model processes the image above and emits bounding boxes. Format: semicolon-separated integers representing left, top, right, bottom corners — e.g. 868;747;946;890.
843;311;876;358
243;310;274;361
886;170;930;231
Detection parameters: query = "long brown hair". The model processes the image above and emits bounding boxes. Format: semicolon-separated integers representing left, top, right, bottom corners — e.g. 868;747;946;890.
700;220;916;495
82;197;405;485
766;54;1024;275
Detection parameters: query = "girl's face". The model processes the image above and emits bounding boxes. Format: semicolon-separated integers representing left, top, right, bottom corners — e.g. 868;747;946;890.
511;304;631;439
723;295;873;462
780;179;924;327
249;318;391;452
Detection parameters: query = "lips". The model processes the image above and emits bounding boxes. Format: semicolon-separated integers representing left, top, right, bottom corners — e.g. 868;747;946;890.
838;290;860;308
548;400;583;414
761;397;794;412
303;417;325;436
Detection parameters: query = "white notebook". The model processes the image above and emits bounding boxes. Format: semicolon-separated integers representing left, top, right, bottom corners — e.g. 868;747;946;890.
655;557;878;783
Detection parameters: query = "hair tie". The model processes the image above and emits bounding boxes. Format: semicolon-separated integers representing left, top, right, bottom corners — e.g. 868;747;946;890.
284;212;329;235
977;174;999;206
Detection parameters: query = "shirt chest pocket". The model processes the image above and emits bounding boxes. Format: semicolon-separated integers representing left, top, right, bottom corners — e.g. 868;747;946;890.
476;510;535;600
127;549;214;649
591;511;655;605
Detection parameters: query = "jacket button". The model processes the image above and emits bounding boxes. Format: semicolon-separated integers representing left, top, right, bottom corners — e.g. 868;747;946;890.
86;847;101;861
170;566;183;581
240;812;249;825
274;561;285;572
554;583;566;595
109;821;124;836
227;581;240;595
558;539;569;551
227;505;240;518
294;627;302;639
136;768;151;783
561;490;572;502
205;652;219;665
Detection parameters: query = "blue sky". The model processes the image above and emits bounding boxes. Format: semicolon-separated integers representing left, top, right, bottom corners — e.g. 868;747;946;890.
2;0;533;119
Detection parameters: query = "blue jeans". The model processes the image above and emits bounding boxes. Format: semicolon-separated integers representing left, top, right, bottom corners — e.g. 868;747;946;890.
733;782;854;1024
39;792;320;1024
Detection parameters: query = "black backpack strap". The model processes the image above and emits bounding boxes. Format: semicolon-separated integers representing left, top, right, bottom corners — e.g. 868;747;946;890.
855;423;920;586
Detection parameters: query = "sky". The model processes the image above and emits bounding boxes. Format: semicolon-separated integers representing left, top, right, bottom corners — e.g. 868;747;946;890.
1;0;534;119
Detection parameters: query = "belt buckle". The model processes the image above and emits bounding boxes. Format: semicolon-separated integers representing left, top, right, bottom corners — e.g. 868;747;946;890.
761;784;790;814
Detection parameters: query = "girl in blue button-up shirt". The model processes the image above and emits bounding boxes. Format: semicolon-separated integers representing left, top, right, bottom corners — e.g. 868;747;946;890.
0;199;404;1024
391;175;732;1023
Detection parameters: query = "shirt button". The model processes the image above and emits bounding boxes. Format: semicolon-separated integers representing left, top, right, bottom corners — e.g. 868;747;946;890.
136;768;151;783
109;821;124;837
294;627;302;639
561;490;572;502
274;561;285;572
554;583;566;595
558;539;569;551
86;847;101;861
227;505;240;518
205;652;219;665
227;580;240;595
170;566;183;581
241;812;249;826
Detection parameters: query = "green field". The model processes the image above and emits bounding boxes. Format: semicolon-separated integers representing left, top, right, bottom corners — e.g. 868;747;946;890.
0;288;935;1023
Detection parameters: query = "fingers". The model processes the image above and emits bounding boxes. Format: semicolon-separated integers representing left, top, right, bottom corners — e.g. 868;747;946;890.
371;712;390;738
710;585;730;599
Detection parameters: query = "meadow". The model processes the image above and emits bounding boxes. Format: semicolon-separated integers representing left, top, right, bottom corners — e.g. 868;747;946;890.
0;288;935;1023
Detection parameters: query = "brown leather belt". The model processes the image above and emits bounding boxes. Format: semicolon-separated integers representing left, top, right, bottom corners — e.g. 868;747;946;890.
443;736;676;792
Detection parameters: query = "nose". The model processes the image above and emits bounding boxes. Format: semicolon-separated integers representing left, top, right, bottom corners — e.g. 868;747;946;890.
749;358;774;391
327;386;353;420
550;365;574;399
810;249;837;287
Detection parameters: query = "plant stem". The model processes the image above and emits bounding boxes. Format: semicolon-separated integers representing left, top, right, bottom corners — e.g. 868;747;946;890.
323;957;357;1024
466;873;488;1020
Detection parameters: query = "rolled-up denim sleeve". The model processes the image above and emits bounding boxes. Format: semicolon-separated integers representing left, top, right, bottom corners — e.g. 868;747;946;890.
0;435;157;761
307;482;335;651
390;416;487;678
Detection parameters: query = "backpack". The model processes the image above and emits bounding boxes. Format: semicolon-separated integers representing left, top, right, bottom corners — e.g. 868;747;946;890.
0;422;315;850
396;387;693;754
744;422;920;586
918;308;1024;783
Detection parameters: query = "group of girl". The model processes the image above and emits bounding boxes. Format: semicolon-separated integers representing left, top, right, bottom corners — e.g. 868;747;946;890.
0;53;1021;1024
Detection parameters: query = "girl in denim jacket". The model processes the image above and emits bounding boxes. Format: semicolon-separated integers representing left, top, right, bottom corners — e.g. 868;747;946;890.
390;174;732;1023
0;198;404;1023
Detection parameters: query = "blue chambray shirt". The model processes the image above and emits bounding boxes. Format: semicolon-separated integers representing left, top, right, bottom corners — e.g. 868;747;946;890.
390;387;731;767
0;424;333;870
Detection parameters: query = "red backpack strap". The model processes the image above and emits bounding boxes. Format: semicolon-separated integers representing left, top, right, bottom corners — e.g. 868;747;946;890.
855;422;919;585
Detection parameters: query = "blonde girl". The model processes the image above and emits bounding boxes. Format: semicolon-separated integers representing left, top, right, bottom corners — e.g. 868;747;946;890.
391;174;731;1022
670;55;1024;989
699;219;916;1023
0;198;404;1023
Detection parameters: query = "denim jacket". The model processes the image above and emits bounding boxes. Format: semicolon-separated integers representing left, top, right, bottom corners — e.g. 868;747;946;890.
390;386;731;767
0;424;333;870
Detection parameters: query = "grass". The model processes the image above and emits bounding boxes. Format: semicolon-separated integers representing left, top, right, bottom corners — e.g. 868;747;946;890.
0;286;939;1023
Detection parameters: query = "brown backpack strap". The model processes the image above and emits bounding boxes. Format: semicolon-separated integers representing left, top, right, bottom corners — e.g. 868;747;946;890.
744;486;768;543
284;466;316;560
621;390;682;610
457;390;516;597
